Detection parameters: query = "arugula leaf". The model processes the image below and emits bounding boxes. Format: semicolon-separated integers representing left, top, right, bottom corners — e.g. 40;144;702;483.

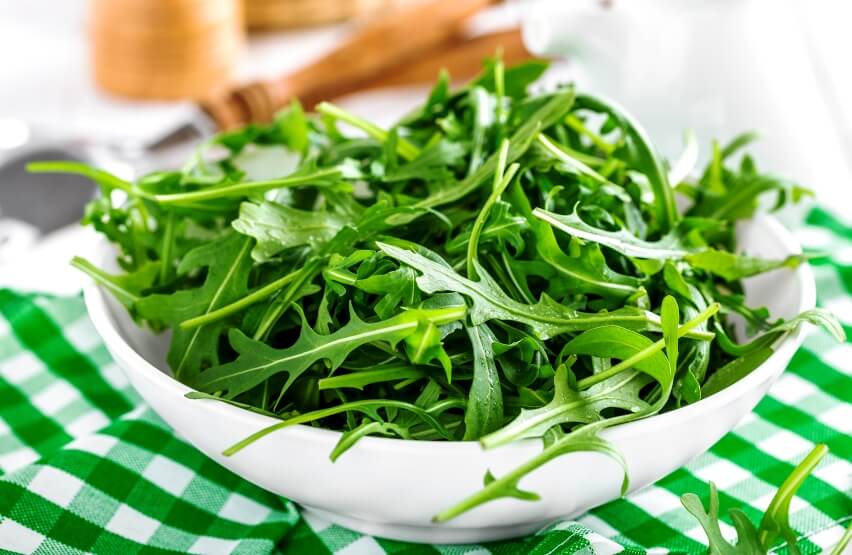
136;234;254;380
480;365;648;449
757;444;828;553
681;444;828;554
686;249;805;281
233;200;348;262
384;139;466;183
533;207;689;259
407;87;576;213
71;257;159;312
434;423;627;522
509;182;642;298
188;304;466;399
463;324;504;440
702;347;775;397
472;58;549;100
223;397;458;456
575;93;678;232
377;241;702;340
681;482;761;555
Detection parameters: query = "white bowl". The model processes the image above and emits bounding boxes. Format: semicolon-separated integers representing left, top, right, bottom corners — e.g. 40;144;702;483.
83;214;814;544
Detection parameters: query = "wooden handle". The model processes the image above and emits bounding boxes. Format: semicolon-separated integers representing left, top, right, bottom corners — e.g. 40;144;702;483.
360;28;530;90
203;0;495;128
293;28;532;108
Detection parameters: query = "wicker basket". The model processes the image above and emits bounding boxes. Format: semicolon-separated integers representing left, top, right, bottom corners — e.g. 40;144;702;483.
244;0;420;29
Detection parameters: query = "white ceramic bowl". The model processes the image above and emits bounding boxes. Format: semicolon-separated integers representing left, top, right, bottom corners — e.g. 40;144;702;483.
83;214;814;544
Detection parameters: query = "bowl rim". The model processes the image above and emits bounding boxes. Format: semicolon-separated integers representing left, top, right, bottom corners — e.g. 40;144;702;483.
83;213;815;452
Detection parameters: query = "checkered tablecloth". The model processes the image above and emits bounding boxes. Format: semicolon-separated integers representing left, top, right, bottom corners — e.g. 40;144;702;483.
0;207;849;554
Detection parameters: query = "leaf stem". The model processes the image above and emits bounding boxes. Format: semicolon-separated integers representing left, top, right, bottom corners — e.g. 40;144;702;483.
253;258;324;340
830;522;852;555
180;269;301;329
537;134;613;185
758;443;828;550
158;213;176;284
29;160;153;226
222;399;452;455
466;139;517;278
27;161;145;197
154;168;342;205
317;366;425;390
317;102;420;161
564;115;615;155
71;257;139;307
576;302;719;390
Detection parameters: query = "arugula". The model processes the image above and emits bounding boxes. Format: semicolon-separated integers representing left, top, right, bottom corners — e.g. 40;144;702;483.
533;207;689;259
233;200;348;262
136;233;254;380
534;208;809;281
463;324;504;440
189;304;466;400
682;444;828;554
58;58;842;524
377;241;709;341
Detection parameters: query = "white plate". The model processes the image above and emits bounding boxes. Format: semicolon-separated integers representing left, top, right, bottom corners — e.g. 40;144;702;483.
83;214;814;544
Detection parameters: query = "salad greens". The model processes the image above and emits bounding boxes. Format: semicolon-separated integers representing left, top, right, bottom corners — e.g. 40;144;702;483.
682;444;835;555
31;58;843;529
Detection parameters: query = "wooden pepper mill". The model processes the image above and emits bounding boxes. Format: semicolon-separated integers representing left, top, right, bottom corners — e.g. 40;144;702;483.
90;0;244;100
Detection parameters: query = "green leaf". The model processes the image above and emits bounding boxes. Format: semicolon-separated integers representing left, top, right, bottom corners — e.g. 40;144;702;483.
188;304;466;399
434;424;627;522
330;419;409;461
508;183;642;299
377;241;686;340
702;346;774;397
464;86;497;176
565;325;673;401
576;93;678;232
72;257;159;312
403;319;453;380
272;100;310;154
466;140;518;278
463;324;504;440
533;207;689;259
663;263;692;300
535;134;616;186
681;482;758;555
682;442;827;555
317;366;425;391
136;234;254;380
407;87;576;213
472;59;549;99
445;200;529;256
481;365;650;449
317;102;420;161
384;139;466;183
757;444;828;553
767;308;845;342
661;296;680;378
715;308;845;360
686;249;805;281
153;166;346;206
223;398;456;456
233;200;348;262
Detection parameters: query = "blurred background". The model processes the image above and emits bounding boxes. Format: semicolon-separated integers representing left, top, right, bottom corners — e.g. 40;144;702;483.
0;0;850;292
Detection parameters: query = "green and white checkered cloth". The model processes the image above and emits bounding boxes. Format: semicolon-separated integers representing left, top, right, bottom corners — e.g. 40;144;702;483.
0;206;849;554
